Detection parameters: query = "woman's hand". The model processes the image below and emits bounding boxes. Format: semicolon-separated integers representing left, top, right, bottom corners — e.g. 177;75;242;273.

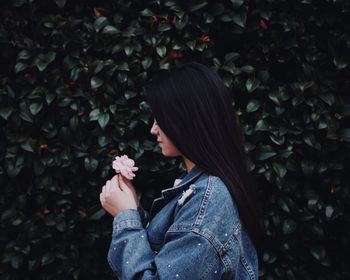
100;174;138;217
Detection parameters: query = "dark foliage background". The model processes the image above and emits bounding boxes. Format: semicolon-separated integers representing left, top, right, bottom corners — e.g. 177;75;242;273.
0;0;349;279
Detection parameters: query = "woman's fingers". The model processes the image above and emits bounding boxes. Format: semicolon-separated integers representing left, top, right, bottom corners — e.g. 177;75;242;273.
119;175;136;199
99;174;138;217
118;174;129;192
120;175;135;193
120;175;134;189
111;175;122;191
106;180;111;188
99;192;105;206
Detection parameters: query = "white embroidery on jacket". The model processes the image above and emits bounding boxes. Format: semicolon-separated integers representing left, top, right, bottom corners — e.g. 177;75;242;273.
177;184;195;206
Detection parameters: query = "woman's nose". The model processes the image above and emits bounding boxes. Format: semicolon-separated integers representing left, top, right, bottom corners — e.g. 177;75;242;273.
150;120;157;135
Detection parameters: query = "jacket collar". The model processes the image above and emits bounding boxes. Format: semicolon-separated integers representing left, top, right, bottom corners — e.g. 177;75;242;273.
161;165;205;200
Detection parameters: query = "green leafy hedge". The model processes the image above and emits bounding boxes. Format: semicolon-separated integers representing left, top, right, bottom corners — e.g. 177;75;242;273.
0;0;349;279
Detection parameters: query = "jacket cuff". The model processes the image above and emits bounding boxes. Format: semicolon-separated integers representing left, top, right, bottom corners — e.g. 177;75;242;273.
112;209;143;235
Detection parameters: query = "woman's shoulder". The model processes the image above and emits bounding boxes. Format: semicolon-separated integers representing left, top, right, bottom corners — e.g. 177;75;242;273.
166;173;258;279
172;173;241;233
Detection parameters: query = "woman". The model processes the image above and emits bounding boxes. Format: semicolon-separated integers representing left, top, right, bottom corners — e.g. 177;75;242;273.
100;62;264;279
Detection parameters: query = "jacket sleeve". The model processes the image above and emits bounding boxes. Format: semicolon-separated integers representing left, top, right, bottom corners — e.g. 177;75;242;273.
107;209;222;280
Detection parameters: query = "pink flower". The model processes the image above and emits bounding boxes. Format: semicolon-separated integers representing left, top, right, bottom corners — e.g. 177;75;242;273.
112;155;138;180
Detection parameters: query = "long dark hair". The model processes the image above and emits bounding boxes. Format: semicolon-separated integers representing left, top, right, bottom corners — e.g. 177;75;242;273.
144;62;264;250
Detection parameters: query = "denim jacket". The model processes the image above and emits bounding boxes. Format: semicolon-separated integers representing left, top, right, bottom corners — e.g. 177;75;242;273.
107;165;258;279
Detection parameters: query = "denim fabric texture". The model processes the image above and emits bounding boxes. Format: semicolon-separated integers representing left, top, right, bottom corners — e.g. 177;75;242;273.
107;165;258;279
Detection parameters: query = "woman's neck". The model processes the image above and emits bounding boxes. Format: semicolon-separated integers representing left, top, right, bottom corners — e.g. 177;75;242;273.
183;157;195;172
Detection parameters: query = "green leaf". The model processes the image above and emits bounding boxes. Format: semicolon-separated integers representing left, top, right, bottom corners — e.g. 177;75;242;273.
89;109;101;121
43;21;55;28
84;157;98;172
160;61;170;70
109;104;117;114
94;17;109;32
283;219;296;234
303;134;316;147
128;139;140;151
29;103;43;115
140;8;154;16
124;46;134;56
220;14;233;22
102;25;120;34
186;40;196;50
11;255;23;269
272;162;287;178
338;104;350;116
143;139;155;150
0;107;13;120
35;52;56;72
325;205;334;219
292;81;313;92
246;78;260;93
333;57;347;69
232;13;245;28
310;246;325;261
18;50;31;60
89;208;106;220
118;62;130;71
91;59;105;74
122;26;136;37
340;128;350;142
98;135;111;147
241;65;255;73
1;209;16;221
268;92;281;105
12;0;26;7
12;217;24;226
19;109;33;123
142;57;152;70
320;94;335;106
21;140;35;153
28;259;40;271
156;46;167;57
112;44;122;54
55;0;66;8
91;77;103;88
139;101;150;112
46;92;56;105
301;160;315;175
158;24;172;32
41;253;55;266
263;251;277;264
98;113;110;129
188;1;208;12
174;15;189;30
255;151;277;160
224;52;240;63
124;91;137;100
231;0;244;7
269;134;285;145
15;62;27;73
246;99;261;112
117;72;128;83
69;116;79;130
6;157;24;177
277;197;290;213
255;119;269;131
